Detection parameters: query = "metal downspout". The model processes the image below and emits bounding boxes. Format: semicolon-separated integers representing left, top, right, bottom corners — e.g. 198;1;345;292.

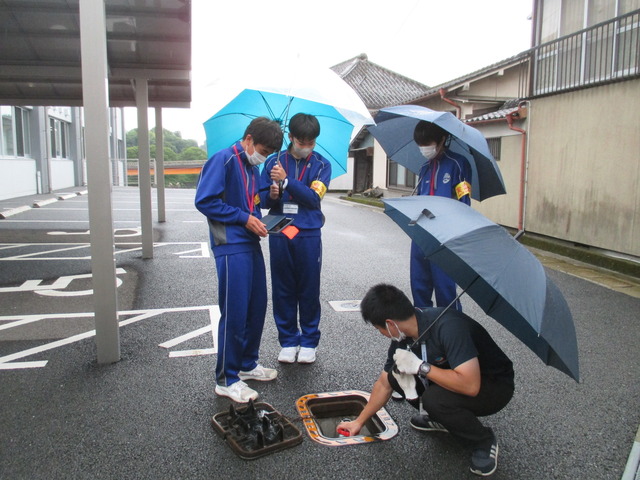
506;107;528;238
438;88;462;118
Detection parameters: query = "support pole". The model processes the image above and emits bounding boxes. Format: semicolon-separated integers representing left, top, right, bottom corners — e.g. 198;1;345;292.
79;0;120;364
155;108;166;223
135;79;154;258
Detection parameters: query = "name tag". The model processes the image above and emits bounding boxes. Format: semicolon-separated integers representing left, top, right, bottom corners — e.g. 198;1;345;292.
283;202;299;215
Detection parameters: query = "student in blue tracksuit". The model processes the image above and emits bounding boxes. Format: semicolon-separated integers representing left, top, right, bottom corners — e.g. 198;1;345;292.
195;117;283;404
259;113;331;364
411;120;472;311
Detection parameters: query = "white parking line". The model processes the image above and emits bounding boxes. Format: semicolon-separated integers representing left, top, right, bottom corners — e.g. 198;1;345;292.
159;325;212;349
0;305;216;370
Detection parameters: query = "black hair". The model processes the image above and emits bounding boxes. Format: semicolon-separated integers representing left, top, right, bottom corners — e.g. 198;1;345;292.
360;283;415;328
243;117;284;152
413;120;449;146
289;113;320;141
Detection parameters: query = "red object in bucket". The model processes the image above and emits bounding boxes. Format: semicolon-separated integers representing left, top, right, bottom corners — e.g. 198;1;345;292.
336;427;351;437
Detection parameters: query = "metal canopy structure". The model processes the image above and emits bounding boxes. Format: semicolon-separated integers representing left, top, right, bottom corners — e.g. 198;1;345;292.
0;0;192;364
0;0;191;108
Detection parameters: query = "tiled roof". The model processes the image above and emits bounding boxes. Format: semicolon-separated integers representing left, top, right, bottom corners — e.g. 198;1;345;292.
331;53;432;111
465;99;522;123
406;50;532;104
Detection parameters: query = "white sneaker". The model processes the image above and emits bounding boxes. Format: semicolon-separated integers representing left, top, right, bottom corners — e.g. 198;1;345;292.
214;380;258;403
239;364;278;381
278;346;299;363
297;347;316;364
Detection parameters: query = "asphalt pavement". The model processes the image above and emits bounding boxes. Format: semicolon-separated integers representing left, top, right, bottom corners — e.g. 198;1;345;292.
1;187;639;480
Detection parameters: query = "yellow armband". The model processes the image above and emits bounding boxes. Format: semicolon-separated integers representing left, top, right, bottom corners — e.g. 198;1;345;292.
310;180;327;199
455;181;471;200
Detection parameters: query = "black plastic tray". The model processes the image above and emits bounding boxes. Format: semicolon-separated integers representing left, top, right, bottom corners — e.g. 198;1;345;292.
211;402;302;460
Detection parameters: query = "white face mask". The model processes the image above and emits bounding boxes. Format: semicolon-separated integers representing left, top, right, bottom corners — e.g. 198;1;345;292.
292;146;313;159
419;145;438;161
246;149;266;166
386;321;407;342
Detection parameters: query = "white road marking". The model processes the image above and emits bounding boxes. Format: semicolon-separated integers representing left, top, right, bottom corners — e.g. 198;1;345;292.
0;268;126;296
172;243;210;258
159;306;219;356
0;361;49;369
0;305;216;370
328;300;362;312
169;349;215;358
159;325;212;349
0;242;210;261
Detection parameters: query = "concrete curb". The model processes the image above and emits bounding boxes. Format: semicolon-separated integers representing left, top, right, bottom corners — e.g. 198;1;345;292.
33;198;58;208
0;205;31;219
1;189;87;219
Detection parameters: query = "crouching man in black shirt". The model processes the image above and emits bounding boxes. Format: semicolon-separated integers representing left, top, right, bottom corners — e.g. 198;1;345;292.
338;284;514;477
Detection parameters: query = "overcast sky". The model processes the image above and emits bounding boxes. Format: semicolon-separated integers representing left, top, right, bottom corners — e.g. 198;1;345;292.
124;0;534;146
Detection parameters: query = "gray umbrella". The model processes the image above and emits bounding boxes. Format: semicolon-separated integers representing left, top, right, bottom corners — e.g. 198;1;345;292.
383;195;579;381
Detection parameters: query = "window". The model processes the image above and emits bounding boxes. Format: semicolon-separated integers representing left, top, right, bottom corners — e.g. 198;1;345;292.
0;106;30;157
1;106;14;156
487;137;502;161
388;160;416;189
49;116;70;159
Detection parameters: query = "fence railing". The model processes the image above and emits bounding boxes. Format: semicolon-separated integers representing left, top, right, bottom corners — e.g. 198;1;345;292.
531;9;640;97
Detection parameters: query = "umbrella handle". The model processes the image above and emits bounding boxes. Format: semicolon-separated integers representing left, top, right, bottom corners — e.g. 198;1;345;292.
408;208;435;226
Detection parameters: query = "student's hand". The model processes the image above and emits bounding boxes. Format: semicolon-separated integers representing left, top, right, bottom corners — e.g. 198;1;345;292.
336;419;362;436
390;370;418;400
270;162;287;182
246;215;268;237
269;182;280;200
393;349;423;375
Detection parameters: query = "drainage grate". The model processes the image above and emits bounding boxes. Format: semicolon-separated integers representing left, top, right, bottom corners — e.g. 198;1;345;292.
212;400;303;459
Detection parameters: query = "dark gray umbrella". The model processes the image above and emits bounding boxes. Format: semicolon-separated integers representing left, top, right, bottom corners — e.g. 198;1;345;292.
383;196;579;381
368;105;506;201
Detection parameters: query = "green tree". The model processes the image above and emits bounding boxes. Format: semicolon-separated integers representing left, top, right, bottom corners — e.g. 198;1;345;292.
126;128;198;154
126;145;178;161
179;146;207;161
150;145;178;161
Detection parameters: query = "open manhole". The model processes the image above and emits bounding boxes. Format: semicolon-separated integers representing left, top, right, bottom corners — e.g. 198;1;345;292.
296;390;398;446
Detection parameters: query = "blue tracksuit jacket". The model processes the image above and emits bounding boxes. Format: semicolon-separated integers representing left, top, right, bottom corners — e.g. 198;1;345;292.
411;149;472;311
195;141;267;386
259;149;331;348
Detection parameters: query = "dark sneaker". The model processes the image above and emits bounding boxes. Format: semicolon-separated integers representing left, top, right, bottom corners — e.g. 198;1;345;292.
409;414;448;433
470;432;499;476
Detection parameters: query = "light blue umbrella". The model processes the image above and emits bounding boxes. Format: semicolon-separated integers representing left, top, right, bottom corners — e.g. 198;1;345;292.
204;89;358;179
369;105;506;201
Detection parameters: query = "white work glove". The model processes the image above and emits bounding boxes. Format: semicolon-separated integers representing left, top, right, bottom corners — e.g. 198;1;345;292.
390;370;418;400
393;349;423;375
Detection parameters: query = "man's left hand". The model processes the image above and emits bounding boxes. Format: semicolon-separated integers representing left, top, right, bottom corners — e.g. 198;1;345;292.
393;349;423;375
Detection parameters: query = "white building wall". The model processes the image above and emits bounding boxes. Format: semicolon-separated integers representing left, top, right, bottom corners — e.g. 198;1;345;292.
50;158;75;190
372;138;388;190
0;158;37;200
329;155;354;190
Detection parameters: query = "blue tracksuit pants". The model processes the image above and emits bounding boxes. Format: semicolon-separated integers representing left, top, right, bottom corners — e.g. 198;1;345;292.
214;247;267;386
269;234;322;348
410;241;462;311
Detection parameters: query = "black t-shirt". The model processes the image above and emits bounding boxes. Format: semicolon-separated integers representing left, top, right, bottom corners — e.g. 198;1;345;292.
384;308;514;385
